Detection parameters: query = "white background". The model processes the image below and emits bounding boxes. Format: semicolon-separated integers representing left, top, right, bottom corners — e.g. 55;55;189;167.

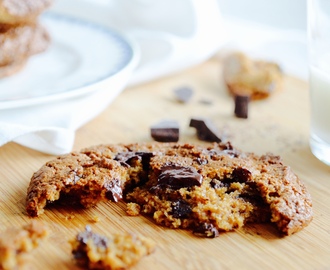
217;0;306;31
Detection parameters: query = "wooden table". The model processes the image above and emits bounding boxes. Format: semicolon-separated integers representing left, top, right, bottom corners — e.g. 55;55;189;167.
1;56;330;270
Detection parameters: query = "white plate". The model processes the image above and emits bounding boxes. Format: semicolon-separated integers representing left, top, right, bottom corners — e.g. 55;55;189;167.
0;12;139;109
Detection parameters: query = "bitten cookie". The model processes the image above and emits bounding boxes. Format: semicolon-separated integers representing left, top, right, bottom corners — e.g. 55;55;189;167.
222;52;283;100
26;142;313;237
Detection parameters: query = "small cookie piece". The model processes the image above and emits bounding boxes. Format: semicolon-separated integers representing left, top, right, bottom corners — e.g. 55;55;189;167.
223;52;283;100
150;120;179;142
0;0;54;24
70;226;155;270
0;221;48;270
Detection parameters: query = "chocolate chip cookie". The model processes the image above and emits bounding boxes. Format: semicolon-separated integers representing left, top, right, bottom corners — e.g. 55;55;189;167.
26;142;313;236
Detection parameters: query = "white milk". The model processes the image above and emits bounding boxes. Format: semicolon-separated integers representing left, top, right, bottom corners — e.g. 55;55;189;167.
310;61;330;146
309;62;330;164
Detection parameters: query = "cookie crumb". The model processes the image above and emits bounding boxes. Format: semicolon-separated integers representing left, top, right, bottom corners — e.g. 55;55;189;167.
90;216;100;223
126;202;141;216
66;212;75;220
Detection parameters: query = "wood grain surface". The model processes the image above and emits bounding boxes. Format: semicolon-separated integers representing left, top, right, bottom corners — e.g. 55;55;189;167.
1;56;330;270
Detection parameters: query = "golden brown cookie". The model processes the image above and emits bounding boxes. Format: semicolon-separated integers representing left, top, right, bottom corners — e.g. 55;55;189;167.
26;142;313;236
0;59;26;78
0;0;53;25
223;52;283;100
0;22;50;68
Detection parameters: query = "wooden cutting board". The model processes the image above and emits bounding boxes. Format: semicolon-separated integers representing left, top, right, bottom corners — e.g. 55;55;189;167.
1;56;330;270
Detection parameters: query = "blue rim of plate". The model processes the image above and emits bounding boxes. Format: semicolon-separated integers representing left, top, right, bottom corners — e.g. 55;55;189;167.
0;11;139;109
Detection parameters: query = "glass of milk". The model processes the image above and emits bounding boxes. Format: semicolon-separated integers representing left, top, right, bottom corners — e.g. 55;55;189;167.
308;0;330;165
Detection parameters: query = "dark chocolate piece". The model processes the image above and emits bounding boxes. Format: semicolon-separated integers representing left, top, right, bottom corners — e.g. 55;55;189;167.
104;179;122;202
193;223;219;238
174;86;193;103
73;226;108;266
210;179;227;189
171;199;192;218
189;118;222;142
114;152;153;169
234;95;250;119
223;167;252;185
150;120;179;142
194;157;208;165
76;226;108;248
158;165;203;189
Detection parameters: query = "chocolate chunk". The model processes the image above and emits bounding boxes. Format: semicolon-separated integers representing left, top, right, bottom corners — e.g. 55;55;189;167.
174;86;193;103
104;179;123;202
223;167;252;185
114;152;153;169
194;157;208;165
171;199;192;218
150;120;179;142
158;165;203;189
74;226;108;264
234;95;250;119
193;223;219;238
231;167;252;183
210;179;227;189
76;226;108;248
189;118;222;142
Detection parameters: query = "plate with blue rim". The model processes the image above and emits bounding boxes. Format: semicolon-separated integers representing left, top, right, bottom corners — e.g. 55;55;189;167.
0;12;139;109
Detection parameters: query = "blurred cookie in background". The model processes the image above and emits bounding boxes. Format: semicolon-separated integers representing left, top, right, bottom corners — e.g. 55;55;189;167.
0;0;53;24
0;0;53;78
222;52;283;100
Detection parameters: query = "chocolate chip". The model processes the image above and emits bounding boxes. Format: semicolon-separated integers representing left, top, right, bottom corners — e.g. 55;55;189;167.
171;199;192;218
234;95;250;119
210;179;227;189
73;226;109;267
114;151;153;169
104;179;122;202
76;226;108;248
193;223;219;238
174;86;193;103
189;118;222;142
158;165;203;189
194;157;208;165
150;120;179;142
232;167;252;182
223;167;252;185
